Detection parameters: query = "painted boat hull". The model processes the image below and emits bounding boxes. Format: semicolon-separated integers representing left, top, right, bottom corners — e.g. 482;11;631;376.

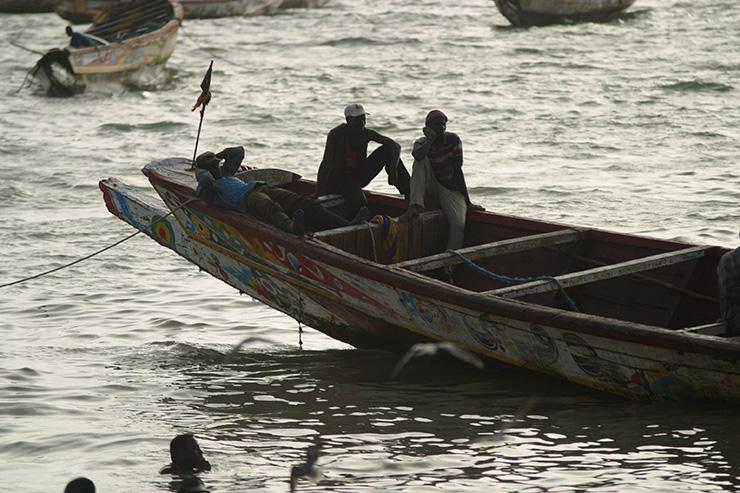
179;0;283;18
0;0;57;12
99;159;740;404
493;0;636;27
69;17;181;79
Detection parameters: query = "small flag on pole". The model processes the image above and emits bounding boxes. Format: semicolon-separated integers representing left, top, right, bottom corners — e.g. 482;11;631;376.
189;60;214;170
192;60;213;112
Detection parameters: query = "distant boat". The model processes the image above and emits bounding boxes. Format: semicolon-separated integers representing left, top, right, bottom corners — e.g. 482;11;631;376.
100;157;740;405
0;0;58;13
56;0;325;22
279;0;328;8
56;0;109;24
178;0;284;18
32;0;183;96
493;0;636;27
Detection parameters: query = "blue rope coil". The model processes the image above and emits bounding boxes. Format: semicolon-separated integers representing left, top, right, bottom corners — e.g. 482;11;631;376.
446;249;580;312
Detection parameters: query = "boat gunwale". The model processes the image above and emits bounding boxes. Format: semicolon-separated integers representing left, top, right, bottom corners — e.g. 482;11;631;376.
142;163;740;361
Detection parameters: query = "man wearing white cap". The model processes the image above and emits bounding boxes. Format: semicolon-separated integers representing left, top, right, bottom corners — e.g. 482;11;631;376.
315;103;410;217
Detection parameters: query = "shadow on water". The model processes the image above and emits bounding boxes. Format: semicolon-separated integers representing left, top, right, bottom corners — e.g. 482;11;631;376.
128;342;740;491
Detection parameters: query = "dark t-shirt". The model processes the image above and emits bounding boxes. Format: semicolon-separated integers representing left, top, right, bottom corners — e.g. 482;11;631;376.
69;32;97;48
317;123;386;193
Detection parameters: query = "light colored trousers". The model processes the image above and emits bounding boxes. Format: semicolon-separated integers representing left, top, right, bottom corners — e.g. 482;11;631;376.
409;157;467;250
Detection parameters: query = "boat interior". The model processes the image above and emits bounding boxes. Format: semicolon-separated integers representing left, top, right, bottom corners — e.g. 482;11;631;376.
86;0;175;41
285;180;727;337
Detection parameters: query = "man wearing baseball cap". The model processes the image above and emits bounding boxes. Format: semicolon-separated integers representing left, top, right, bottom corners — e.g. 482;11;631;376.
315;103;410;217
400;109;471;250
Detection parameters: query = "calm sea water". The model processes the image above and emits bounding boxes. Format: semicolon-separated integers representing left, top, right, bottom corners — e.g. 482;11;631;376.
2;1;740;491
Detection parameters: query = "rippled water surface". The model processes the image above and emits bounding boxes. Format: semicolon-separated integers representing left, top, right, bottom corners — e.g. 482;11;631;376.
2;0;740;491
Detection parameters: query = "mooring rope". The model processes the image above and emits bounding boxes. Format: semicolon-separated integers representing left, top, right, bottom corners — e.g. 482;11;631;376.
0;231;141;289
15;66;36;94
445;249;580;312
0;198;194;290
297;291;304;349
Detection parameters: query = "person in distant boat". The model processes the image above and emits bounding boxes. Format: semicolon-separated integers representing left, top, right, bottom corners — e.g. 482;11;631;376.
64;477;95;493
315;103;410;217
718;246;740;335
195;146;367;235
399;110;471;250
159;433;212;475
65;26;98;48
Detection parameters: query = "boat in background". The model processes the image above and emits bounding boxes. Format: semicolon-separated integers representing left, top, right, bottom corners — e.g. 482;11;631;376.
32;0;183;96
56;0;108;24
280;0;328;8
0;0;58;12
100;157;740;405
179;0;284;18
56;0;326;22
493;0;636;27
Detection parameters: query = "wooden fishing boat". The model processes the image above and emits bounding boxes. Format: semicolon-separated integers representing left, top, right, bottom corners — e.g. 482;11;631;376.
279;0;328;8
56;0;320;23
0;0;58;13
179;0;284;18
100;158;740;404
493;0;636;27
56;0;109;24
32;0;182;96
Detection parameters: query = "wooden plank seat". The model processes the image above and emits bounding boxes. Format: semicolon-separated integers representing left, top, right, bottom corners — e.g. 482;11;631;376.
313;193;345;209
487;246;709;299
680;322;726;336
313;220;381;239
314;210;447;238
314;209;447;263
394;228;586;272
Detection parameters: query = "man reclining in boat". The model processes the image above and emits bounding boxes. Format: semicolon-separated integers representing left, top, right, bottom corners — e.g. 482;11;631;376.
195;146;368;235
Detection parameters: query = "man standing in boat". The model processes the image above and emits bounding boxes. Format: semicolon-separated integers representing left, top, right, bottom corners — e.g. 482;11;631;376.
196;146;366;235
400;110;471;251
315;104;411;217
